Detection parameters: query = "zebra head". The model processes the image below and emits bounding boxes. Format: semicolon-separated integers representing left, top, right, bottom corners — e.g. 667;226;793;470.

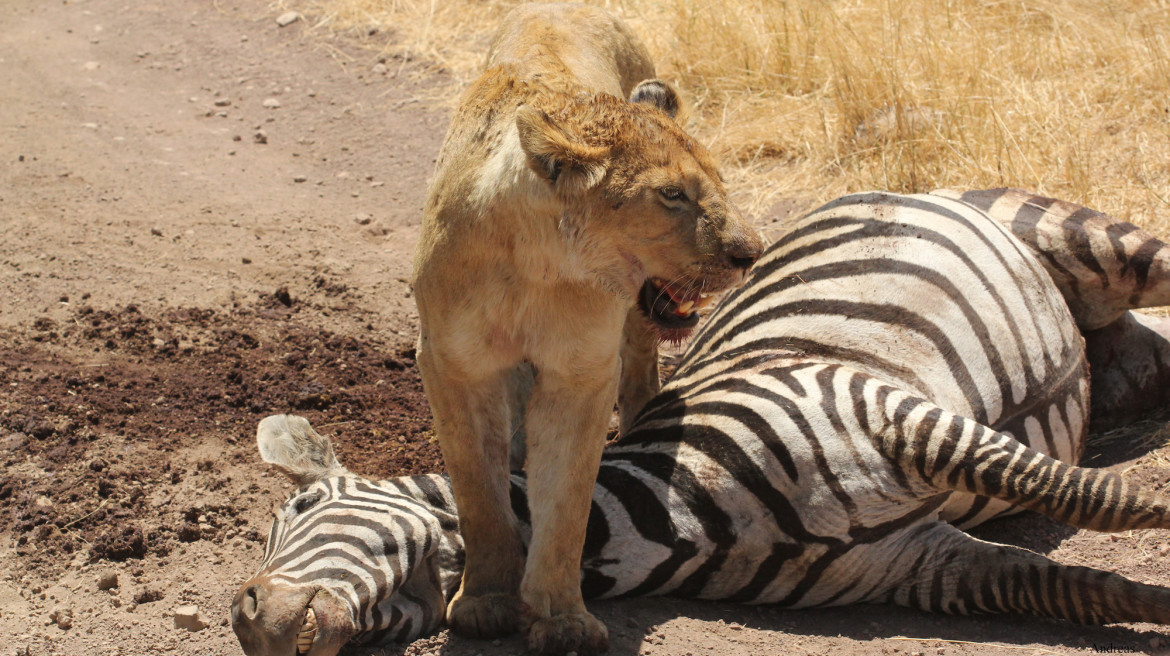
231;415;460;656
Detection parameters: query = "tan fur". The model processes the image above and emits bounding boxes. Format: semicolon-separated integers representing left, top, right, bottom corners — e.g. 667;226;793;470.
412;4;762;653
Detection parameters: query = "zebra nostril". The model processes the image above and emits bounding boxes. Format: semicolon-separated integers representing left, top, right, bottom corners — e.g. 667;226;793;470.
234;584;263;621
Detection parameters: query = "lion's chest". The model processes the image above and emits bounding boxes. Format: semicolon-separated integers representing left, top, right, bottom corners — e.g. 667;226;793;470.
432;272;631;374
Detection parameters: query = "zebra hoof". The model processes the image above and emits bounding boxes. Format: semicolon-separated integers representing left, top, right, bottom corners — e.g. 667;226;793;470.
526;611;610;655
446;592;526;638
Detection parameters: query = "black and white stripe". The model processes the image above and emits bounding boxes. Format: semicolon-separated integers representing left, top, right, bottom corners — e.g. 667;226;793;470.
247;191;1170;649
253;474;461;645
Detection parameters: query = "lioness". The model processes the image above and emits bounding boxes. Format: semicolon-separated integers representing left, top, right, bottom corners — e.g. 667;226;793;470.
412;4;763;653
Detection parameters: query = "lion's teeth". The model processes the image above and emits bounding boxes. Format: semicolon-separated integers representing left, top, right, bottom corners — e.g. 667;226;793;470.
677;300;694;314
693;294;714;309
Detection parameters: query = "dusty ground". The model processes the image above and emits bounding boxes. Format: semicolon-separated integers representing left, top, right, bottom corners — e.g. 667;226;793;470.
3;0;1170;655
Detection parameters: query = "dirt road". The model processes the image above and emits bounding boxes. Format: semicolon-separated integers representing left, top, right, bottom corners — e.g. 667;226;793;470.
2;0;1170;654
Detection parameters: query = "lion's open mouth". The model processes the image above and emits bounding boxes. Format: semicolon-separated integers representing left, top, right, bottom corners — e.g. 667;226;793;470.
637;278;714;336
296;606;318;655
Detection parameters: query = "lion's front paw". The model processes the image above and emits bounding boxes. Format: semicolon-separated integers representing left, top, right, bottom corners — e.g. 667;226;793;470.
525;611;610;655
446;591;527;638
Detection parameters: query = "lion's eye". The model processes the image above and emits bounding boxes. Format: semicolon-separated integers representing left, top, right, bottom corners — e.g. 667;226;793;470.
659;186;686;202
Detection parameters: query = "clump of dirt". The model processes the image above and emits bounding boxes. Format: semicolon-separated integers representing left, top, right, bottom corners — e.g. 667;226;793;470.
0;299;439;580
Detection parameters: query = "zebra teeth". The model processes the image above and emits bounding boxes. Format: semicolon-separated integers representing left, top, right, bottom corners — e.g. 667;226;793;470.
296;607;317;654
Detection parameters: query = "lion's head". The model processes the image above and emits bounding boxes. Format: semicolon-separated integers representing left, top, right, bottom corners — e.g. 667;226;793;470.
516;80;764;341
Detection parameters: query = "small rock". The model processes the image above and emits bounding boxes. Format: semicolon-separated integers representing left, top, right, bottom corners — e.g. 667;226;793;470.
253;130;268;144
275;11;300;27
97;572;118;591
274;287;293;307
293;175;307;183
173;605;208;632
214;98;232;107
372;63;388;75
83;61;100;70
262;98;281;109
354;213;372;225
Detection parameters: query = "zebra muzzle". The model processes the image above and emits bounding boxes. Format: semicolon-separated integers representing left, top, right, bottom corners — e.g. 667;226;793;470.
296;606;318;654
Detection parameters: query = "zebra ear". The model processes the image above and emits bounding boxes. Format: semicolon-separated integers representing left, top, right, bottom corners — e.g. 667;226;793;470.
256;415;348;486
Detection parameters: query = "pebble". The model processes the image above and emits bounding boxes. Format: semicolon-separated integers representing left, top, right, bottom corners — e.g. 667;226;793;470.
173;605;208;632
293;176;307;183
97;572;118;591
49;608;72;630
262;98;281;109
83;61;100;70
253;130;268;144
214;98;231;107
275;11;300;27
354;213;372;225
372;63;388;75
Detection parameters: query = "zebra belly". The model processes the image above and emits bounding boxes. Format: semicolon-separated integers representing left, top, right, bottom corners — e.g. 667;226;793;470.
679;192;1089;528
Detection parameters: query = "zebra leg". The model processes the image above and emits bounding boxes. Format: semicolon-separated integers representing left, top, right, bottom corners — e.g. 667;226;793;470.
1084;310;1170;430
618;306;661;436
932;188;1170;330
875;521;1170;624
868;382;1170;532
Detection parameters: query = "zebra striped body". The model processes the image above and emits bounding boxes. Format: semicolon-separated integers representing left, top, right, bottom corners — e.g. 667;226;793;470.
234;191;1170;656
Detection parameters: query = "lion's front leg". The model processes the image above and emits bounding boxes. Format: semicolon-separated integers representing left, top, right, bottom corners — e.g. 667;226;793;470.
416;341;528;638
520;362;618;655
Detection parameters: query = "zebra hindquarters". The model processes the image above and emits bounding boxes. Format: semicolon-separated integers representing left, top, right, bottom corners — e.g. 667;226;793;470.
868;379;1170;534
933;188;1170;331
879;521;1170;625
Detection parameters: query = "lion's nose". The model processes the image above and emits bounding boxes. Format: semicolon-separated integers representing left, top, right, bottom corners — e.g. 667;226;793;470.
723;238;763;272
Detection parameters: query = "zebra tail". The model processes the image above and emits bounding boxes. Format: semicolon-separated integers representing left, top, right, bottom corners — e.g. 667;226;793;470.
873;386;1170;533
883;522;1170;625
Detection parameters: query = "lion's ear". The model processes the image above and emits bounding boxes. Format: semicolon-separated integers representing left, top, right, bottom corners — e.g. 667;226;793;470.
629;79;681;120
515;105;608;196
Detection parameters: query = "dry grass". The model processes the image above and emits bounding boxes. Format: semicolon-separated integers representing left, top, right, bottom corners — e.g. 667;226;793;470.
294;0;1170;232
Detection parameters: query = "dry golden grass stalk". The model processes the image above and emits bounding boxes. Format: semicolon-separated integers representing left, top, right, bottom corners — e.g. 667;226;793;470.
298;0;1170;233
